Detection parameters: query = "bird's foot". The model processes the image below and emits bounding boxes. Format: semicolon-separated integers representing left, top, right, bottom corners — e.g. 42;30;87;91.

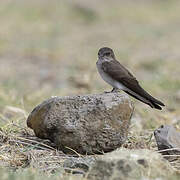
104;88;119;93
104;91;111;93
111;88;120;93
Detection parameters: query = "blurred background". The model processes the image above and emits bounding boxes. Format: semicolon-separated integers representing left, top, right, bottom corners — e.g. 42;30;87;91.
0;0;180;130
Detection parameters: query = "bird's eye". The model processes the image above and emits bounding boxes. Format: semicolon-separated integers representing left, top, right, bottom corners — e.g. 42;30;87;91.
104;52;110;56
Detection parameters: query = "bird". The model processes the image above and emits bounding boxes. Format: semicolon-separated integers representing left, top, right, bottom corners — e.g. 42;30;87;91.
96;47;165;110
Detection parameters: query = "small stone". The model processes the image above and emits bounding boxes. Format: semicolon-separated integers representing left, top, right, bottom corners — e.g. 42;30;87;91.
3;106;26;119
27;93;133;154
154;125;180;160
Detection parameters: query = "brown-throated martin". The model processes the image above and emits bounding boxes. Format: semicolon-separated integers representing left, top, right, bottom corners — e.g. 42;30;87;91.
96;47;165;110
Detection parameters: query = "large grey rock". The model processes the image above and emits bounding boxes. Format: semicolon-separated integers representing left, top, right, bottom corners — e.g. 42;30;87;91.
87;148;174;180
27;92;133;154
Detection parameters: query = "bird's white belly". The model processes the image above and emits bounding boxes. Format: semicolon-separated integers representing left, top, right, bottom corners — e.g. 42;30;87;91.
97;63;126;90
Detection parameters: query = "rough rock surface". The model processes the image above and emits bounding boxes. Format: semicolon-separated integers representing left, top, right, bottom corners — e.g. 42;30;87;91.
154;125;180;159
27;92;133;154
87;148;174;180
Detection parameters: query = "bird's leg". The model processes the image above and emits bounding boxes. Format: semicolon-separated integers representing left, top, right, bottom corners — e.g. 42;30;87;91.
104;88;119;93
111;88;119;92
104;90;111;93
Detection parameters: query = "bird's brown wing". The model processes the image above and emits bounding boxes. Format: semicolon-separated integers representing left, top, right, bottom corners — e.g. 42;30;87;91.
102;60;134;79
102;60;165;106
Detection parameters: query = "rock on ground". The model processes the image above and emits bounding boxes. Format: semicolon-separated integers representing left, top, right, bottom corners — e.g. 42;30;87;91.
154;125;180;161
27;92;133;154
87;148;174;180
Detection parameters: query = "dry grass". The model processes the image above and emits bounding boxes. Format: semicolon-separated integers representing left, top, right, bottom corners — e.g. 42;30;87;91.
0;125;88;179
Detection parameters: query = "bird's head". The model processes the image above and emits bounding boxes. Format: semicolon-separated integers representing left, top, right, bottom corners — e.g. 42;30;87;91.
98;47;115;61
